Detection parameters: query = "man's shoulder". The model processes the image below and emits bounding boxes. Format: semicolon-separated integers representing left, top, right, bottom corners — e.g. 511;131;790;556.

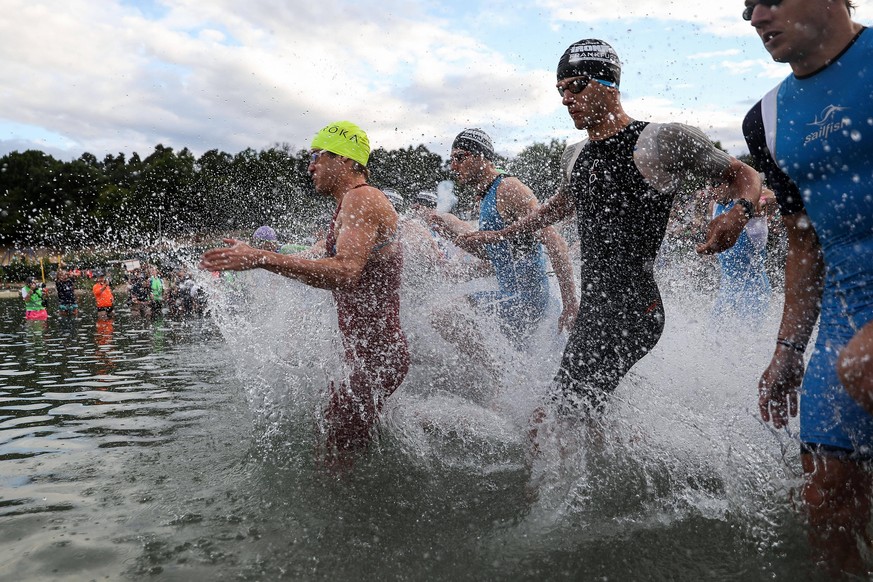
341;186;399;229
342;186;392;213
638;121;706;144
561;139;588;159
352;184;396;203
497;175;534;196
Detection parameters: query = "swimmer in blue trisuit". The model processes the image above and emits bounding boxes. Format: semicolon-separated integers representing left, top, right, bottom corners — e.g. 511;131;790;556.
426;129;578;370
742;0;873;574
707;185;771;322
461;39;761;415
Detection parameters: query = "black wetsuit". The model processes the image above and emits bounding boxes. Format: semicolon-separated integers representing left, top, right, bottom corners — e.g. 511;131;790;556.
555;121;670;413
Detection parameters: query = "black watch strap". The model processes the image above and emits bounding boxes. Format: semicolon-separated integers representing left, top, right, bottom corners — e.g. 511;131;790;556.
735;198;754;219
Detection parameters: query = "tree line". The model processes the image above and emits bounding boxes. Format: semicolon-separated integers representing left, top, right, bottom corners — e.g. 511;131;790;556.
0;139;570;250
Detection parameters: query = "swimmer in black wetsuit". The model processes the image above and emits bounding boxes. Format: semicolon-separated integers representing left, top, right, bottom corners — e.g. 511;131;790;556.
461;39;762;415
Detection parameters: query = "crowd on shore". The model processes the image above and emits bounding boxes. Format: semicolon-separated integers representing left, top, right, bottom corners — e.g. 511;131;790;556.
17;264;208;321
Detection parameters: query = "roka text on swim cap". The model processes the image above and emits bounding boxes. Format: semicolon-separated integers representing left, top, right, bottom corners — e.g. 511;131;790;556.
310;121;371;167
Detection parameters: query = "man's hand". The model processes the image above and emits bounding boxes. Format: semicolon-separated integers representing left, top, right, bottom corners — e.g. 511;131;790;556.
200;239;265;272
697;205;748;255
758;347;804;428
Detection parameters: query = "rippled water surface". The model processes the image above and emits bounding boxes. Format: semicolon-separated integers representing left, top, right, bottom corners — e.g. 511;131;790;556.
0;270;832;580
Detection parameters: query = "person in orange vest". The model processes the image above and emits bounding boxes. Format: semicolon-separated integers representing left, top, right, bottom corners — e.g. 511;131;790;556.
92;270;114;320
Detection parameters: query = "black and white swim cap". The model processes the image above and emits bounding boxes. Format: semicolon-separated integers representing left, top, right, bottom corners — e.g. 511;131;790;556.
557;39;622;87
384;189;403;208
415;190;438;208
451;128;495;161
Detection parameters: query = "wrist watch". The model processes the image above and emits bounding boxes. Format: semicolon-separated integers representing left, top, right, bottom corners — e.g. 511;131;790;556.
735;198;754;219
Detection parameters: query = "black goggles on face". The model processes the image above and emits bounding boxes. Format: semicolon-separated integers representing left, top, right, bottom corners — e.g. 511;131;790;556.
743;0;781;21
557;75;597;96
556;75;616;97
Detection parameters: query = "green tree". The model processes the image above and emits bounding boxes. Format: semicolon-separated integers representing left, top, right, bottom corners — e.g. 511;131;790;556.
506;139;566;201
0;150;63;246
369;145;448;203
127;144;197;243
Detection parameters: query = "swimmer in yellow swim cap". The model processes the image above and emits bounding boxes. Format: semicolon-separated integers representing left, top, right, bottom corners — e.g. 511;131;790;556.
310;120;370;167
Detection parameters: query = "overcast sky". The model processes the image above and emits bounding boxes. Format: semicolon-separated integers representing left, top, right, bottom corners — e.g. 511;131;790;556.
2;0;871;161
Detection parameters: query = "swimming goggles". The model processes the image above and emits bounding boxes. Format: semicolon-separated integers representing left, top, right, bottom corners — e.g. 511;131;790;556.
556;75;616;96
743;0;782;21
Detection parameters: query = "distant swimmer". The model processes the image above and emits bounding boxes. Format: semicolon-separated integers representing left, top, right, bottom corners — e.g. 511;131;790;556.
742;0;873;575
200;121;409;460
461;39;761;416
426;129;578;365
383;188;450;282
252;225;279;252
707;185;771;322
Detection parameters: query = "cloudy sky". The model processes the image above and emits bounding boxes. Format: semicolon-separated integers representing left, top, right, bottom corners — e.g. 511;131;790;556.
2;0;871;161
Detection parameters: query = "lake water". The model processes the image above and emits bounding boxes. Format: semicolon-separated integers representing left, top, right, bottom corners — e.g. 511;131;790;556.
0;265;831;581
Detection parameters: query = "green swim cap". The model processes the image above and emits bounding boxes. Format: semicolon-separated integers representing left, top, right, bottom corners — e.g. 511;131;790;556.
310;121;371;167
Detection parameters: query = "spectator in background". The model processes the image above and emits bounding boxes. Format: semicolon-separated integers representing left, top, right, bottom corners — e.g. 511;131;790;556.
22;276;48;321
149;266;164;315
129;268;151;317
92;270;114;321
55;268;79;317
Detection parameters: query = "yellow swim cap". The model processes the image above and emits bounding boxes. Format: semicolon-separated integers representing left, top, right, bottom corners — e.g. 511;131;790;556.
310;121;370;167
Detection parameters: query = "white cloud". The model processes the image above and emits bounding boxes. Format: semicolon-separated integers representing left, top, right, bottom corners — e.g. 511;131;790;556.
536;0;873;37
688;49;742;60
1;0;870;161
0;0;564;159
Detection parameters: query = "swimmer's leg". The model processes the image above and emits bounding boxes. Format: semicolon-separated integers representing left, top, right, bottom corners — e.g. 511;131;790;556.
801;449;873;577
322;346;409;468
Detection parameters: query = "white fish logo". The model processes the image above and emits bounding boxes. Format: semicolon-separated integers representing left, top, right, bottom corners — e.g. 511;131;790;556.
803;105;850;146
808;105;849;128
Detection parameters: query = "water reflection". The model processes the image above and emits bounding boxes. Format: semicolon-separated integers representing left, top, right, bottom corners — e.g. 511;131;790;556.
0;270;834;581
94;317;116;376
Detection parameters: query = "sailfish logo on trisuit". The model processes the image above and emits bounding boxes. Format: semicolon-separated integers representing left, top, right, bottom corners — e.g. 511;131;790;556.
809;105;849;127
804;105;850;145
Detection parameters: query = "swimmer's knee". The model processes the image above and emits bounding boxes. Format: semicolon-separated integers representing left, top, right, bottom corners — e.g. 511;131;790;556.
838;334;872;390
838;331;873;417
